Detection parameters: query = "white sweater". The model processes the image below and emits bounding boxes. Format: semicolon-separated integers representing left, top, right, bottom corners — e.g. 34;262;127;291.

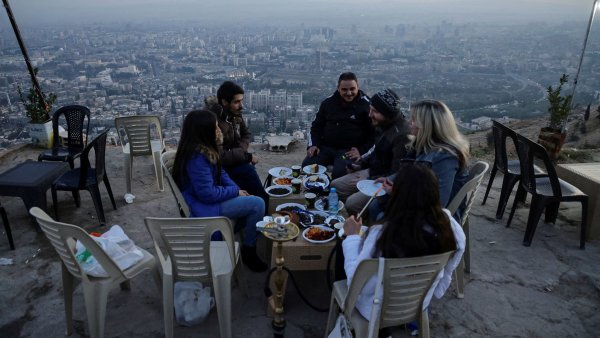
341;209;466;319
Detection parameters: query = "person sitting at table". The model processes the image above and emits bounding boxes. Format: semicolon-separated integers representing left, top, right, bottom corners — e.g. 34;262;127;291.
330;88;410;216
371;99;470;222
172;109;267;272
342;163;465;336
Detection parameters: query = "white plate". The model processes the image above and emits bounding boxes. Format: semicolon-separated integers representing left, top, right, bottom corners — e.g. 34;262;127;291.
265;185;292;198
325;215;345;228
269;167;293;178
271;176;294;186
315;199;344;213
302;225;336;243
256;220;270;228
302;164;327;175
338;225;368;238
299;210;329;228
275;203;307;212
357;180;386;197
302;174;330;190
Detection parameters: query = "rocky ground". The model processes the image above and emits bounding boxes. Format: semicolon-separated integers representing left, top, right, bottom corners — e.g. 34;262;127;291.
0;121;599;337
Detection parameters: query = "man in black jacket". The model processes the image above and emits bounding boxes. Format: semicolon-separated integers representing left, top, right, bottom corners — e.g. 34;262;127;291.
330;88;410;216
302;72;373;179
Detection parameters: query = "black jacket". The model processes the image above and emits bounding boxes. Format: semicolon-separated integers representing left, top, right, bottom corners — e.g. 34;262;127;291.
308;90;373;154
362;116;410;179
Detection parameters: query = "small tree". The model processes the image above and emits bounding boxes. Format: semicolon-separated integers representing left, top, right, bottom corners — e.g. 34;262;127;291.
546;74;572;131
17;68;56;123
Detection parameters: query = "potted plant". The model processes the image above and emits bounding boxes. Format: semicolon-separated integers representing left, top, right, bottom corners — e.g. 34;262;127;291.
538;74;571;161
17;69;57;148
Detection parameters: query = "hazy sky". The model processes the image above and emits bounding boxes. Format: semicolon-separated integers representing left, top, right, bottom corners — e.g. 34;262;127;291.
3;0;595;27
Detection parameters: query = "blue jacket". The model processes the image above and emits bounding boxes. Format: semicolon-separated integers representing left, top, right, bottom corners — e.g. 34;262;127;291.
415;149;469;208
181;153;239;217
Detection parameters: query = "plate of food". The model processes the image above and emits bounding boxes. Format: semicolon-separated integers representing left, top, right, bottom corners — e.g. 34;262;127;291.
325;215;345;228
269;167;293;178
265;185;292;198
272;176;294;186
314;198;344;213
357;180;386;197
338;225;368;238
303;225;336;243
275;203;307;213
298;210;329;228
302;164;327;175
302;174;330;190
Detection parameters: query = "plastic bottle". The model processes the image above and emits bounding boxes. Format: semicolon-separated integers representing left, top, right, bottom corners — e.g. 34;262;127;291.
124;193;135;204
328;187;339;214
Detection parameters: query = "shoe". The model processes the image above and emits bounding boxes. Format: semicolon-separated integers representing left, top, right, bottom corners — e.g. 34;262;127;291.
241;245;268;272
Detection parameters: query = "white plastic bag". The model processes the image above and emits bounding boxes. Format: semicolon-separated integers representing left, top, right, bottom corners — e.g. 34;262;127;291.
328;314;353;338
174;281;215;327
75;225;144;277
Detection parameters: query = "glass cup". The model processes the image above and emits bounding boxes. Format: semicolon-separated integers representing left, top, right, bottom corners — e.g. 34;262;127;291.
291;165;301;178
291;178;302;194
304;192;317;209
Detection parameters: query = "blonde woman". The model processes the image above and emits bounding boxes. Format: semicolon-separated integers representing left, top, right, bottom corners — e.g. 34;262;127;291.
373;100;470;220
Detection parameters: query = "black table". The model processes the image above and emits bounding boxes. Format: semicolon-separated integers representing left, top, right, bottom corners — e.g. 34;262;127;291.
0;161;69;248
0;160;70;211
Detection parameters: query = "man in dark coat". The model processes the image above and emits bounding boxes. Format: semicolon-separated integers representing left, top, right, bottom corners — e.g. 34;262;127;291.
204;81;268;209
302;72;374;179
330;88;410;216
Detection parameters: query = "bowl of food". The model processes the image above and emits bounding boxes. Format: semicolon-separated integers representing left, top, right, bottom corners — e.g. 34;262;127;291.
302;164;327;175
302;174;330;190
325;215;345;228
265;185;292;198
298;210;329;228
303;225;336;243
275;203;307;213
272;176;294;186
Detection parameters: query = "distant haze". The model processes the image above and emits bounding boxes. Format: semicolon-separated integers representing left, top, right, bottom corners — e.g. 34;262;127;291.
4;0;594;27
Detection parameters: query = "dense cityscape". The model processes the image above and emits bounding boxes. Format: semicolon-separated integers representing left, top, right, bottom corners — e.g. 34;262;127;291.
1;18;599;149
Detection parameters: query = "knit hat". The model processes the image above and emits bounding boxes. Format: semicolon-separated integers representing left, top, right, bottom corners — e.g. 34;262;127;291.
370;88;401;119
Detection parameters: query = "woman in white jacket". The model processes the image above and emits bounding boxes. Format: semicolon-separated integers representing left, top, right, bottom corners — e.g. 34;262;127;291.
342;163;465;332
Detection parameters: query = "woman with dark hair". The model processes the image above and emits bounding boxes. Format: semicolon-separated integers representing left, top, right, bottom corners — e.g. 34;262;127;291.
342;163;465;325
172;109;267;272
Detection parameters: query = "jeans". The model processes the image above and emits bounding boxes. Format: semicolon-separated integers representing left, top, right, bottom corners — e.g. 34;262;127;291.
302;145;349;179
220;195;264;246
225;162;269;213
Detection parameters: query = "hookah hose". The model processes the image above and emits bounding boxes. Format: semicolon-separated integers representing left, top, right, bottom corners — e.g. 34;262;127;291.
264;247;336;313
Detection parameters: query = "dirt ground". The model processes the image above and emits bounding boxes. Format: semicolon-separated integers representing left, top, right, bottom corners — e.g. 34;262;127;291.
0;139;599;338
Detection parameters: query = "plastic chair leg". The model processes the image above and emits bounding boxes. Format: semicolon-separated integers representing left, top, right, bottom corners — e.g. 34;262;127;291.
51;186;60;221
103;175;117;210
82;282;110;338
88;185;106;225
124;154;133;194
544;201;560;224
213;274;232;338
162;274;174;338
454;258;465;299
463;218;471;273
325;290;339;335
580;198;587;249
481;165;496;205
0;206;15;250
496;174;519;219
523;197;545;247
152;150;164;192
62;264;75;336
420;308;430;338
506;186;527;228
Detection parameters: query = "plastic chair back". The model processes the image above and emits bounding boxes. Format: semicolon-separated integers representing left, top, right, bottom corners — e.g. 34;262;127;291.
329;251;454;338
491;120;519;174
78;129;110;188
160;151;190;217
447;161;490;223
516;134;561;197
115;115;163;156
52;105;91;149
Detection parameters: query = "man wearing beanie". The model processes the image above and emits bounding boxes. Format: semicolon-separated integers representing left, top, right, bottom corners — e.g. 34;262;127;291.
330;88;411;216
302;72;374;179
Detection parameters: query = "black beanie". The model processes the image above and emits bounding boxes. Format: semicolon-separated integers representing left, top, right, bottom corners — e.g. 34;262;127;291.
370;88;401;119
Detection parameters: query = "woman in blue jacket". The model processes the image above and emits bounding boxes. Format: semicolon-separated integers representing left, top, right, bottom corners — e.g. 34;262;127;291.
172;110;267;272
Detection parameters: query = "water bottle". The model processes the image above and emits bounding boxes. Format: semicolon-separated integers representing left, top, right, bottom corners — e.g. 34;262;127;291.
328;187;339;214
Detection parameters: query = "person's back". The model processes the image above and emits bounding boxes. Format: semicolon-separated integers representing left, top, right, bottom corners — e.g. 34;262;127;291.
342;163;465;321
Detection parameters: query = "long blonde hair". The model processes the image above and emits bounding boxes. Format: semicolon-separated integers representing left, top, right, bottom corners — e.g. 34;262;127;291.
411;100;469;169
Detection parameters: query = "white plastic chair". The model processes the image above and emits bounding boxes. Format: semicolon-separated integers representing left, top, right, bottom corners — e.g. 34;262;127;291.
145;216;243;338
446;160;489;298
325;252;454;338
114;115;165;194
29;207;156;338
160;150;190;217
